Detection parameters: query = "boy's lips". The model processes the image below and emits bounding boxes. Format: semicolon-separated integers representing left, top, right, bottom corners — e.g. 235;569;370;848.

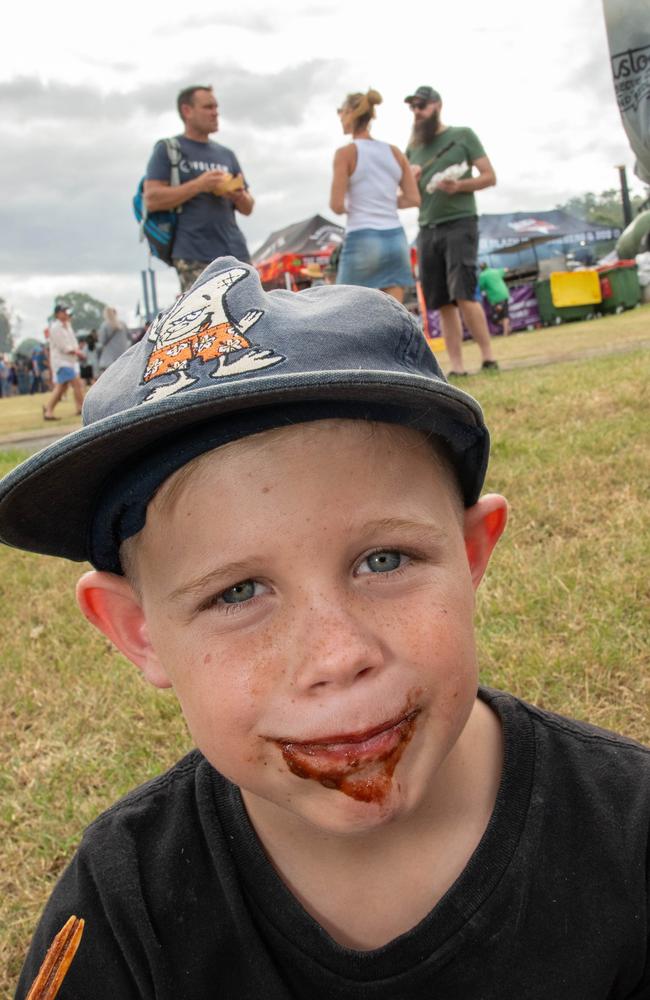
273;708;421;771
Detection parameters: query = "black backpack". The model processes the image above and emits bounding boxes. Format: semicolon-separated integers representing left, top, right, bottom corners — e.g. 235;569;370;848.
133;138;182;265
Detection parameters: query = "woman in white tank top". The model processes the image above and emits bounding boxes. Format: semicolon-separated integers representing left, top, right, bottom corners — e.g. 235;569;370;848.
329;88;420;302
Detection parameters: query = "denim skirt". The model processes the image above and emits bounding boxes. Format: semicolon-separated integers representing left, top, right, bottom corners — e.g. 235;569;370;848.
336;226;413;289
55;365;78;384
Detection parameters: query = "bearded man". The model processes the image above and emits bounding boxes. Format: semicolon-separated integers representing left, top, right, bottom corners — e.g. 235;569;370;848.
405;86;498;377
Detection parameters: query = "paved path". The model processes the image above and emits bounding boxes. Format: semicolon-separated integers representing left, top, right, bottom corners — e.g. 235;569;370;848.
0;428;74;455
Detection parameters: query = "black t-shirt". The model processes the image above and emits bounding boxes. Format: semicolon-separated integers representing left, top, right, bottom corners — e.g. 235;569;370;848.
15;690;650;999
146;136;250;263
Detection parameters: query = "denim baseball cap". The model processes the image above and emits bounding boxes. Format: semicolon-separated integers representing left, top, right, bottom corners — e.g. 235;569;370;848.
0;257;489;572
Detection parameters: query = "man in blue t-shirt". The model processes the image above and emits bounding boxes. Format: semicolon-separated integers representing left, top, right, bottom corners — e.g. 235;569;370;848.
144;86;254;291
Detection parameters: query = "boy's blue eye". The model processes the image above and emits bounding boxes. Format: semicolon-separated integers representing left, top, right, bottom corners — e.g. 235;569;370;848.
221;580;256;604
366;551;402;573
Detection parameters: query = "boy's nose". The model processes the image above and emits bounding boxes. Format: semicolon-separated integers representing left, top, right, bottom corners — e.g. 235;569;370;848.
291;594;386;693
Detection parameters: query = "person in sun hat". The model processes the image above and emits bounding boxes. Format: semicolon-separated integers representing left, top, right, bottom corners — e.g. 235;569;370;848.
405;85;499;377
4;258;649;998
298;262;326;286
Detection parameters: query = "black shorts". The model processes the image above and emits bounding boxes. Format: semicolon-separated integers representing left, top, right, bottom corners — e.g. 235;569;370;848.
417;216;479;310
489;299;509;323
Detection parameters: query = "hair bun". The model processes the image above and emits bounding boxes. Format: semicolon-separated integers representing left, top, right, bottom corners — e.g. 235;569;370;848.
367;89;383;107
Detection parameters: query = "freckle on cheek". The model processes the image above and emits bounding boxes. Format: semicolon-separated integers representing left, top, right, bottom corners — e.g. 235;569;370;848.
203;653;212;664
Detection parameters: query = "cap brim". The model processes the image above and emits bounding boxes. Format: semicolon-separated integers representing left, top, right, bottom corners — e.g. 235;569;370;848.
0;369;488;564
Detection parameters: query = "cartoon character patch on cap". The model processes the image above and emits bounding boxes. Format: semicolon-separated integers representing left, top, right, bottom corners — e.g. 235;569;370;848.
142;266;285;402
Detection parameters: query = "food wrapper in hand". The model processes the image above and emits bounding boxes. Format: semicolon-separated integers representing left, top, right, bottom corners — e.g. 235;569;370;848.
213;173;245;196
425;161;468;194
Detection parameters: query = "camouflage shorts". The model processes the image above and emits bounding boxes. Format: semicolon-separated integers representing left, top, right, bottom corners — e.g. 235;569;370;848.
173;258;211;293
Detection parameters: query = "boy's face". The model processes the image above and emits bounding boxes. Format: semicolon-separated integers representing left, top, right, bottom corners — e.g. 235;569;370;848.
82;421;504;837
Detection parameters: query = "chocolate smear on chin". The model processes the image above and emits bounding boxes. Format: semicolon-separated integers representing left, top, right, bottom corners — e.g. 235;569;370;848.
277;711;419;803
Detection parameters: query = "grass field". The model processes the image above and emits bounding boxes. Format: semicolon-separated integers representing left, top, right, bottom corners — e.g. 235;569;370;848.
0;395;82;438
448;299;650;372
1;317;649;991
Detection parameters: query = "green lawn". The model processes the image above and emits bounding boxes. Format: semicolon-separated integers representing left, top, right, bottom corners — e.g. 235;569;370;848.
1;343;649;991
454;299;650;372
0;395;82;437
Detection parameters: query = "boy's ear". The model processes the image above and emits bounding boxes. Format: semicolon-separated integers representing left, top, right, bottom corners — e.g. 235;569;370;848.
76;571;172;689
463;493;508;590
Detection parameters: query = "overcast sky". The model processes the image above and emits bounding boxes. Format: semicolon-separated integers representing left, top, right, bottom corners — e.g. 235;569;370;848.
1;0;645;341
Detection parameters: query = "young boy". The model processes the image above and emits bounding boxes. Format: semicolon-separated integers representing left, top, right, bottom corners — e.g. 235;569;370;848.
2;259;648;999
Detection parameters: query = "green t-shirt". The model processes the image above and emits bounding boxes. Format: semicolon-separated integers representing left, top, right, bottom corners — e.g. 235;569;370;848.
478;267;509;304
407;126;486;226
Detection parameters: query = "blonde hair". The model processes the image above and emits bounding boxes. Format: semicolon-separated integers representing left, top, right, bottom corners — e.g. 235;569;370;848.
343;88;382;129
103;306;120;330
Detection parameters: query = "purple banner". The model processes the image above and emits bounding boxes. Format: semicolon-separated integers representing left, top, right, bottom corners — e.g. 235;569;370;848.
486;283;541;335
428;282;541;338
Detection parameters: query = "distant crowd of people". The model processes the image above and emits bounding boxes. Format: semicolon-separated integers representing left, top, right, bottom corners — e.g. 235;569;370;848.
1;303;141;419
0;348;48;398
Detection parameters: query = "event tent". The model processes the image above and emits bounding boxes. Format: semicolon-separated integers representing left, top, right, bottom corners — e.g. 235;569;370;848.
479;210;621;265
253;214;344;286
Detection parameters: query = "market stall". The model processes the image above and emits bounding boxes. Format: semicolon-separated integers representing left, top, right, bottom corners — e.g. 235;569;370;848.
475;212;634;334
479;210;622;268
253;214;344;289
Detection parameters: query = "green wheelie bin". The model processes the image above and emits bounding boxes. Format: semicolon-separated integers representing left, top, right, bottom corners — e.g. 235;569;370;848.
597;262;641;314
534;279;597;325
